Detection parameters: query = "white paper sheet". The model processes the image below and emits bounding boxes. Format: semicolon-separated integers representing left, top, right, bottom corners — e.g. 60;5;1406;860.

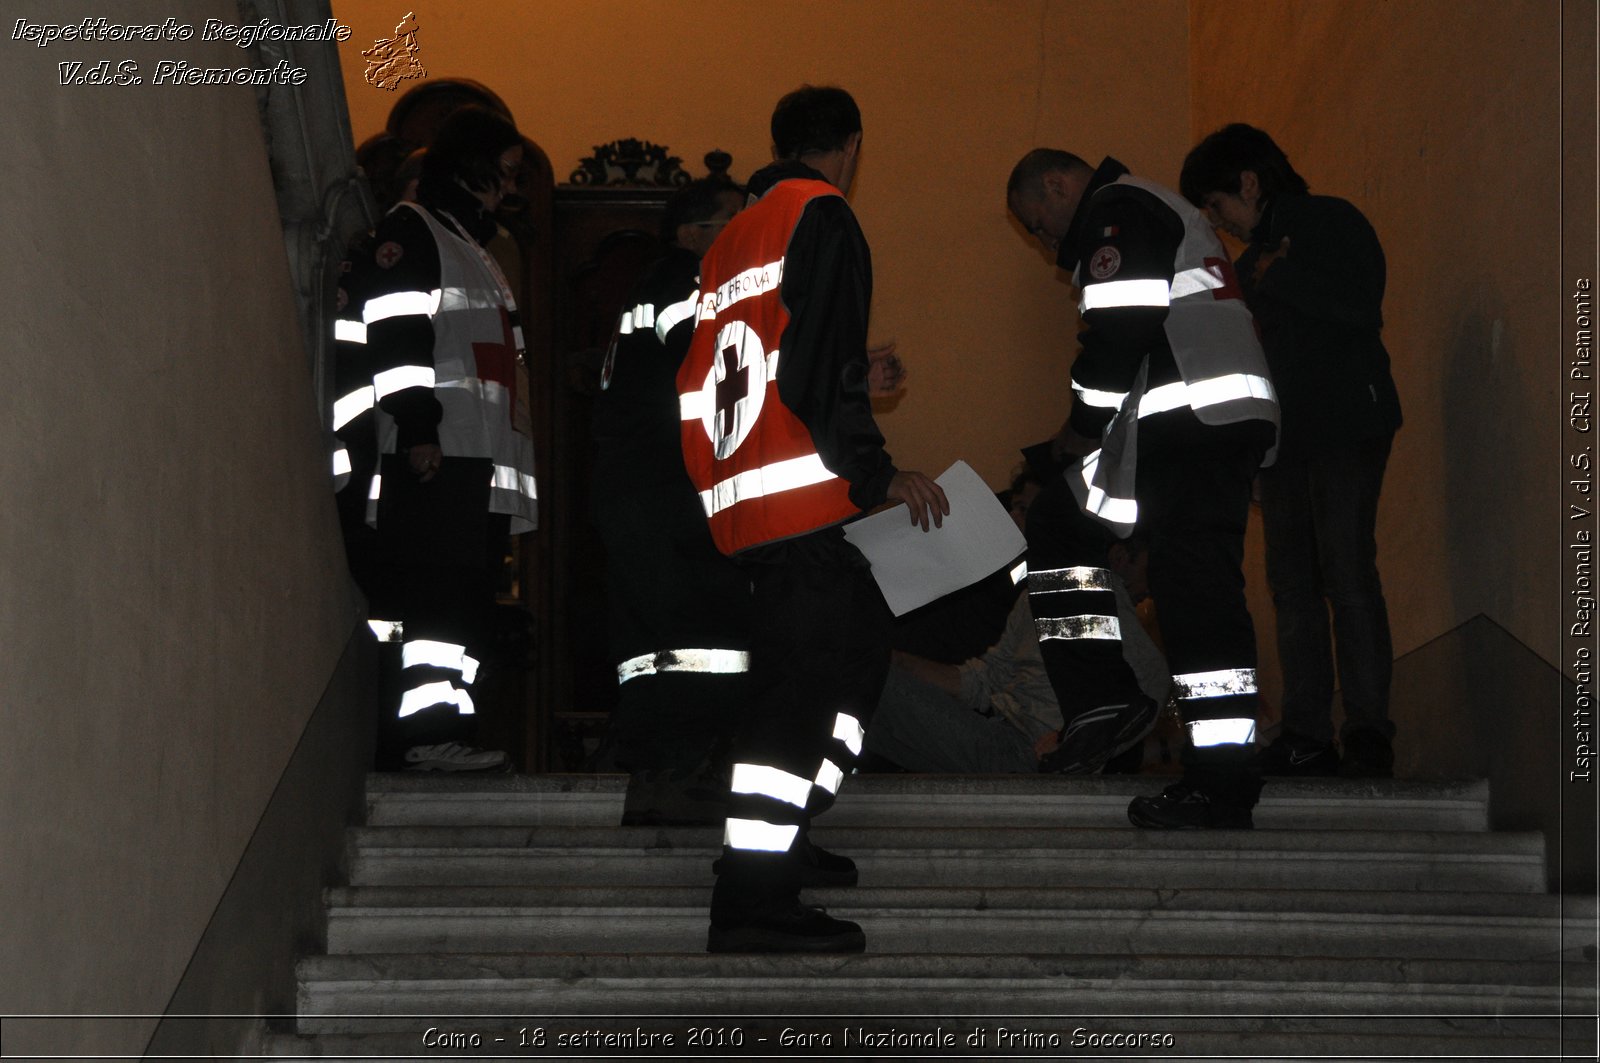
842;460;1027;616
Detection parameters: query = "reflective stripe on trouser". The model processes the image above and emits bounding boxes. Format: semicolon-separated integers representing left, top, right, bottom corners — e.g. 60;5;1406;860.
1175;667;1258;748
717;533;889;889
1023;477;1146;722
397;638;479;718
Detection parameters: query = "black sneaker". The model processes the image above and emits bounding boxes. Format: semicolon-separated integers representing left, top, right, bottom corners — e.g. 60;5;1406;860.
1128;781;1254;830
1338;729;1395;779
707;904;865;953
1253;733;1340;776
1039;696;1158;774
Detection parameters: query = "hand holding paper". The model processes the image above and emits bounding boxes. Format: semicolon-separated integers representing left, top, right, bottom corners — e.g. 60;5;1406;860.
844;460;1028;616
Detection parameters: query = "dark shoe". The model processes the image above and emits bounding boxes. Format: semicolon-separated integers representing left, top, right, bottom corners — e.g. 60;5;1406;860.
1128;781;1254;830
402;742;510;772
1039;696;1158;774
797;841;858;887
715;841;859;887
707;904;865;953
1253;733;1340;776
1338;730;1395;779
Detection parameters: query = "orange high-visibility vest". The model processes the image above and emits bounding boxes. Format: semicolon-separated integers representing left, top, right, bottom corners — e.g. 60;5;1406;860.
677;179;859;555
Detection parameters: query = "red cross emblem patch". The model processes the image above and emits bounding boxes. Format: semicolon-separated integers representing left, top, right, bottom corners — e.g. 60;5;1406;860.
1089;245;1121;281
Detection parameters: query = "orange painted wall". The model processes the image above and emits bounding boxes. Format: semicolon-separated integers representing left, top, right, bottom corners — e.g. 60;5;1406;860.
332;0;1192;489
1189;0;1565;681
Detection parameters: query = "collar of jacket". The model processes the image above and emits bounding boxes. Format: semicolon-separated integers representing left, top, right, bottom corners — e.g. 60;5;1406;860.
747;159;831;200
1249;193;1295;247
1056;155;1131;271
417;175;499;246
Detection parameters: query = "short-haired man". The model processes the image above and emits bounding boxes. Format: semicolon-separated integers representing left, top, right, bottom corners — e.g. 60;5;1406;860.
1006;149;1279;828
678;86;948;951
593;178;750;824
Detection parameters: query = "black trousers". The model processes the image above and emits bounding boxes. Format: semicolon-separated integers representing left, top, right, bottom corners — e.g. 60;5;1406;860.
370;455;506;760
712;529;890;918
591;449;753;773
1026;417;1271;798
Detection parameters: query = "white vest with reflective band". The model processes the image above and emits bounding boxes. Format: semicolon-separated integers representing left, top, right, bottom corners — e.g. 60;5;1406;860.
371;203;537;533
1068;177;1279;534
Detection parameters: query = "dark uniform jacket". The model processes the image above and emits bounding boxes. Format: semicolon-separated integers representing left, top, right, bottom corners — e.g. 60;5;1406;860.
1237;192;1402;457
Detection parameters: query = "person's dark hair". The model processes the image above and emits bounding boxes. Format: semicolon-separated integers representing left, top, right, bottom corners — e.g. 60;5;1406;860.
1179;123;1309;206
660;177;743;243
1006;148;1093;200
419;106;522;198
771;86;861;160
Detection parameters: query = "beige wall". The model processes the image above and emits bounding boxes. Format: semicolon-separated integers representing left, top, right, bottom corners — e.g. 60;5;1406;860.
334;0;1191;489
1189;0;1565;688
0;1;360;1054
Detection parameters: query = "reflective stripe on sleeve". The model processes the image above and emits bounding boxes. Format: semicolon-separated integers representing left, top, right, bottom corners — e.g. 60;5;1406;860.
1034;615;1122;641
616;648;751;684
373;365;437;399
1010;560;1029;585
1138;373;1276;419
364;289;441;323
833;713;865;757
1029;566;1115;593
1172;667;1259;700
698;453;840;516
1079;452;1139;527
730;763;813;809
617;302;656;336
724;817;799;852
655;292;700;342
1072;382;1128;410
1187;718;1257;747
332;448;351;479
1079;278;1171;312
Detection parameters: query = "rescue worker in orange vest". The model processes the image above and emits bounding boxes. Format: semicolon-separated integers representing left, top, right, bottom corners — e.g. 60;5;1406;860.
678;86;948;953
1006;149;1279;828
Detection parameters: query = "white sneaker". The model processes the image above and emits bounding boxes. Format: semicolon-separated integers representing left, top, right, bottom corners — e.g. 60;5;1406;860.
403;742;509;772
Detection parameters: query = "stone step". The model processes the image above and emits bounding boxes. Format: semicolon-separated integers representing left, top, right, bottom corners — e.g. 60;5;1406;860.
364;773;1492;832
294;952;1595;1030
323;898;1589;961
263;1015;1594;1060
346;826;1548;893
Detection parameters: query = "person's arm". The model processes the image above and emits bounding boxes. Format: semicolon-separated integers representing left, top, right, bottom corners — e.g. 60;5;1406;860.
1066;189;1184;441
1251;197;1385;329
359;208;444;478
892;649;965;701
779;196;948;529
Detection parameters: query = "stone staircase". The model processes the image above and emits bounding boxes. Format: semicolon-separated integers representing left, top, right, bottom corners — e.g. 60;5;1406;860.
267;774;1597;1060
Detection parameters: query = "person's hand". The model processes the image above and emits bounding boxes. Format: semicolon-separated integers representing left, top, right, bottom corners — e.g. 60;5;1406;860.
1051;425;1099;460
408;443;443;482
1252;235;1289;283
866;339;908;396
886;470;950;531
1033;729;1062;760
